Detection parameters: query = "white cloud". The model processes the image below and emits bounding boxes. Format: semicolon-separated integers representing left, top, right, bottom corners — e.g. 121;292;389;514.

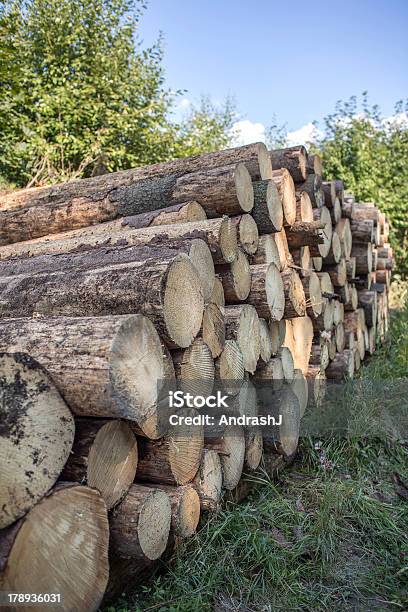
229;120;266;147
285;123;323;147
179;98;191;110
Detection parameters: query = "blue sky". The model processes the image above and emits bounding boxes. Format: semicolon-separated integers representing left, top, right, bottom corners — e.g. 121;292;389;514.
140;0;408;143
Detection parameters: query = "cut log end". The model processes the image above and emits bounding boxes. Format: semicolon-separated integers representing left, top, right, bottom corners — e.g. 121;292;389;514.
235;163;254;212
265;263;285;321
0;353;74;529
173;338;215;397
193;449;222;511
219;216;238;263
164;253;204;348
201;302;225;358
187;238;215;303
238;213;259;255
215;339;245;394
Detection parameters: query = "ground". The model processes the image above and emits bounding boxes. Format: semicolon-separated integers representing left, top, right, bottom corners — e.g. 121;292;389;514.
108;287;408;612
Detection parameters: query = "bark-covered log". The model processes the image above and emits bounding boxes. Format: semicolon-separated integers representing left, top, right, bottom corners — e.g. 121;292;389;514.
295;173;323;208
281;268;306;318
252;357;284;390
352;242;373;274
270;146;308;182
323;259;347;287
135;410;204;485
274;228;293;267
325;350;355;380
193;449;222;511
61;419;137;509
260;386;300;460
0;246;205;348
291;245;311;273
307;154;323;177
305;366;326;408
324;231;342;265
251;180;283;234
295;190;314;222
0;315;173;438
353;203;380;224
246;263;285;320
271;168;296;226
330;197;342;223
224;305;260;374
250;234;283;269
216;249;251;302
205;426;245;490
286;220;325;248
322;181;336;208
350;219;374;243
310;342;330;371
0;163;255;245
334;179;344;202
0;484;109;611
173;338;215;397
110;484;171;560
310;207;332;258
358;290;378;327
0;353;74;529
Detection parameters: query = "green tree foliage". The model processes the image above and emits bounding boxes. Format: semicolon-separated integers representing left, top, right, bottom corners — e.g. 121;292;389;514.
314;94;408;276
0;0;234;188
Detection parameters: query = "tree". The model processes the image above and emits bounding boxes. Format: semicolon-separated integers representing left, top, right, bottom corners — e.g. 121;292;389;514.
0;0;234;188
312;94;408;277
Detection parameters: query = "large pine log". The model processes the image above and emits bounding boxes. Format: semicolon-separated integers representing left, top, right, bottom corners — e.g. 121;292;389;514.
172;338;215;397
0;353;74;529
323;259;347;287
0;484;109;611
110;484;171;560
250;234;283;269
224;304;261;374
251;180;283;234
325;349;355;380
200;279;225;357
324;231;342;265
136;410;204;485
295;190;314;222
358;290;378;327
270;146;308;182
0;142;272;244
193;449;223;511
336;218;353;258
281;317;313;375
0;315;173;438
296;174;324;208
286;220;325;248
307;153;323;177
352;242;373;274
0;247;204;348
205;426;245;490
145;484;200;538
350;219;374;243
61;419;138;509
291;245;311;272
245;263;285;320
216;248;251;302
271;168;297;226
281;268;307;318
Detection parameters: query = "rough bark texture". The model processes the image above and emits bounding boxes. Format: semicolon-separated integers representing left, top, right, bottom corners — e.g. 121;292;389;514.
251;180;283;234
286;221;325;248
270;146;308;182
295;174;323;208
281;268;307;319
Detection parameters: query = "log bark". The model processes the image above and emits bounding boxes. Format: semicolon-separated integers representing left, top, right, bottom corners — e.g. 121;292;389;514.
61;419;137;509
350;219;374;243
310;207;332;257
310;342;330;371
271;168;296;226
330;197;342;223
252;357;284;390
0;315;173;438
0;163;254;244
322;181;336;208
0;353;74;529
286;220;325;248
281;268;306;318
251;180;283;234
193;449;223;511
216;248;251;302
325;350;354;380
135;410;204;485
224;305;261;374
270;146;308;182
205;426;245;490
0;247;204;348
346;257;356;280
307;154;323;177
295;174;323;208
323;259;347;287
172;338;215;397
353;203;379;224
0;484;109;611
110;484;171;560
246;263;285;320
352;242;373;274
334;179;344;202
358;290;378;327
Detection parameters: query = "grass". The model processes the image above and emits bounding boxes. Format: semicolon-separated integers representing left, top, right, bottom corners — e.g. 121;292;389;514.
108;293;408;612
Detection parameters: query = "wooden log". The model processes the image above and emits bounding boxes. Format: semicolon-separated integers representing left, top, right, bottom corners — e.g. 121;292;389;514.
290;369;309;418
346;257;356;280
246;263;285;320
336;218;352;259
281;268;307;318
260;386;300;459
0;162;255;244
358;290;378;327
310;207;332;257
110;484;171;560
322;181;336;208
200;302;225;358
325;350;354;380
258;318;273;364
350;219;374;243
328;333;337;360
193;449;223;511
0;247;205;349
274;228;293;267
301;271;323;318
317;271;334;298
335;322;345;352
291;245;311;273
295;190;313;222
352;242;373;274
342;195;355;219
333;300;345;325
224;305;261;374
250;233;283;269
310;341;330;370
375;269;391;287
271;168;296;226
269;321;282;356
323;259;347;287
330;197;342;223
278;346;295;382
235;213;259;255
0;484;109;611
324;232;342;265
173;338;215;397
285;316;314;375
251;179;283;234
215;340;245;395
305;366;326;408
0;353;74;529
144;484;200;538
307;154;323;177
336;281;350;305
353;203;379;224
205;426;245;490
286;220;325;249
216;248;251;302
61;419;137;509
270;145;308;182
0;315;172;438
334;179;344;202
312;256;323;271
312;300;335;332
135;410;204;485
376;256;393;271
252;356;284;390
296;174;323;208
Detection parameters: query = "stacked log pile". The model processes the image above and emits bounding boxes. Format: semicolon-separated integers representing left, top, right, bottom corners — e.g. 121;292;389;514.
0;143;393;609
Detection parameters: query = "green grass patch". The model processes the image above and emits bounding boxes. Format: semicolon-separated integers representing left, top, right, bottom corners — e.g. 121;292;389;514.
108;302;408;612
